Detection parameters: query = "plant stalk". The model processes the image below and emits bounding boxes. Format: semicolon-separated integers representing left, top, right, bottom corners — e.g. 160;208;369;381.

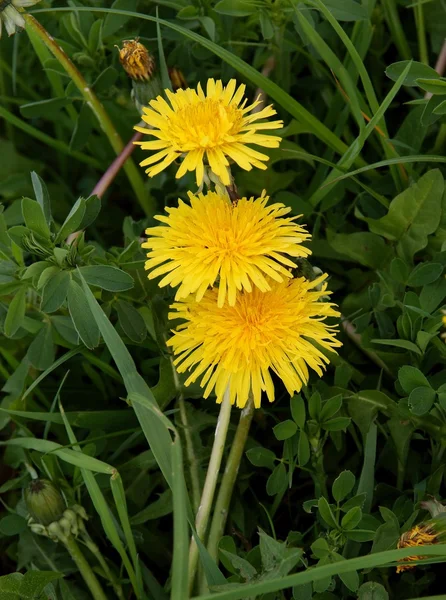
23;14;154;217
188;386;232;594
82;534;125;600
203;399;255;580
64;535;108;600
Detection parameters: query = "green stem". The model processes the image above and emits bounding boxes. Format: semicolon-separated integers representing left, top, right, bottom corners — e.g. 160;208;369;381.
188;387;232;594
432;123;446;155
414;0;428;65
381;0;412;61
203;399;255;585
64;535;108;600
23;14;154;217
82;534;125;600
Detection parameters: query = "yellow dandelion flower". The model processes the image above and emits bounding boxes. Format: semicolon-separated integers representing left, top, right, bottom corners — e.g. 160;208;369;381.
396;524;438;573
134;78;283;186
142;191;311;307
167;276;341;409
0;0;41;38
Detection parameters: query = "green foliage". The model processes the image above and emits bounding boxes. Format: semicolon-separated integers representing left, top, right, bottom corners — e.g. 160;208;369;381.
1;1;446;599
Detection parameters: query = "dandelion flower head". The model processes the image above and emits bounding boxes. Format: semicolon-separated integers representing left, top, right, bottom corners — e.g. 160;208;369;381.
396;524;438;573
142;191;311;307
167;275;341;409
134;78;283;186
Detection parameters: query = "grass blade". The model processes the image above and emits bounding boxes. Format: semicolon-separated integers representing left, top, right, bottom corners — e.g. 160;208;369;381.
57;402;140;597
0;437;113;473
192;545;446;599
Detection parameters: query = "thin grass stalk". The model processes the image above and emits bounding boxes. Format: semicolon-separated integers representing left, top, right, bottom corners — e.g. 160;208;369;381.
188;387;232;594
23;14;154;217
414;0;428;65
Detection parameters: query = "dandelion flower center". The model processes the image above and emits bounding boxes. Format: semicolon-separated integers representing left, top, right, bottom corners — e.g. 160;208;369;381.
134;78;283;186
142;191;311;307
167;276;341;409
396;524;438;573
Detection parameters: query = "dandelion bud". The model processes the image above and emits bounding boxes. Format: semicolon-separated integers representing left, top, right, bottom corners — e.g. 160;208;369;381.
25;478;66;526
168;67;187;91
118;40;155;82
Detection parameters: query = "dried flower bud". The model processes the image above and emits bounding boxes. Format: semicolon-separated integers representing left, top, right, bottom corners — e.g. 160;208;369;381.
25;479;66;526
168;67;187;91
118;40;155;81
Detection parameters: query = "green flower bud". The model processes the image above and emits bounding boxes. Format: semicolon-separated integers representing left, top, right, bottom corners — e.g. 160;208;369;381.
25;479;66;526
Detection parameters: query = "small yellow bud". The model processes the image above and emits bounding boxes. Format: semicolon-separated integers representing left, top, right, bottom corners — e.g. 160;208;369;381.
168;67;187;91
118;39;155;81
25;478;66;526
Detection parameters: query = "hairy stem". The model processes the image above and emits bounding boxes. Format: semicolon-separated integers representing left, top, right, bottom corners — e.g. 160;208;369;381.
188;387;232;594
24;14;154;216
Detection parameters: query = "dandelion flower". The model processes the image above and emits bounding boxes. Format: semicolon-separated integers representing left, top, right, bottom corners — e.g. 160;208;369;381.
396;524;438;573
142;191;311;307
118;39;155;81
167;276;341;408
0;0;40;38
134;78;283;186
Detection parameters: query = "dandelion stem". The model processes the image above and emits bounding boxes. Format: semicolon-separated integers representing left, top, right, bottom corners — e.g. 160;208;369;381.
82;534;125;600
63;535;108;600
23;14;154;217
201;398;255;592
188;387;232;594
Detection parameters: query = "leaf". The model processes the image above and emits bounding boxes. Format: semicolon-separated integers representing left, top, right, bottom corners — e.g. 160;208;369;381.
31;172;51;224
0;514;27;536
365;170;444;262
322;417;351;431
407;263;443;287
116;299;147;343
130;490;173;524
27;323;55;371
408;386;437;416
297;431;310;467
329;232;392;269
341;507;362;530
70;103;93;152
332;470;355;503
103;0;138;36
0;571;63;599
4;287;26;338
21;98;72;119
266;463;288;496
79;265;134;291
246;447;276;469
398;365;430;394
41;271;70;313
213;0;257;17
21;198;51;239
55;197;86;243
318;497;337;528
323;0;368;21
371;339;421;355
416;78;446;95
78;195;101;230
273;420;297;441
67;280;100;349
357;581;389;600
385;60;440;86
290;394;305;428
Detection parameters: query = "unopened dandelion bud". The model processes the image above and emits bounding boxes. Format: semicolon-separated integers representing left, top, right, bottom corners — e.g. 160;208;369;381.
168;67;187;91
118;39;155;81
25;479;66;527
